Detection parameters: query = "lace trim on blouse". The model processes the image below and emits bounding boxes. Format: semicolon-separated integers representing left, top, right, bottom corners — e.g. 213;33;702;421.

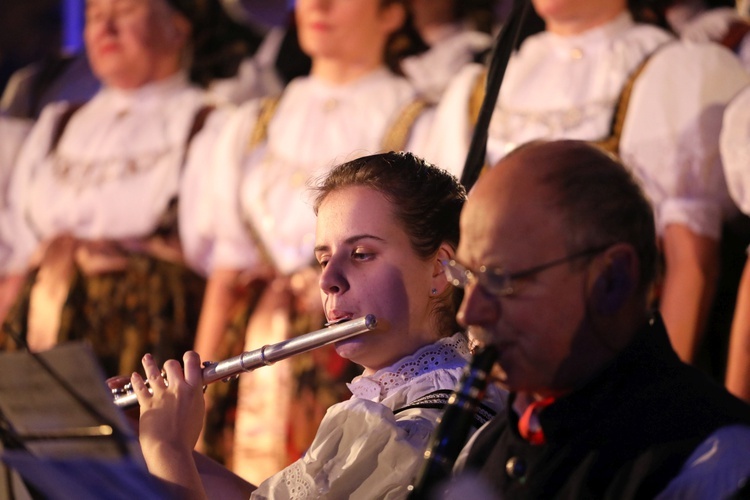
347;334;470;402
278;462;315;500
491;98;616;142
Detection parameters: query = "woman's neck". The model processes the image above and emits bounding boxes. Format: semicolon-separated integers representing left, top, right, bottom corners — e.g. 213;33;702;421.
545;6;625;36
310;57;386;85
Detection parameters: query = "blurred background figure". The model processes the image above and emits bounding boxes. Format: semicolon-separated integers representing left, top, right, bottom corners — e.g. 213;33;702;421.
650;0;750;71
426;0;750;374
401;0;496;103
0;0;100;119
0;0;229;383
187;0;437;483
0;0;268;116
208;0;312;105
720;85;750;404
1;51;100;120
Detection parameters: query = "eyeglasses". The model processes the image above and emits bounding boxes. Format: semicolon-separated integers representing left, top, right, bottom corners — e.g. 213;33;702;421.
443;246;609;297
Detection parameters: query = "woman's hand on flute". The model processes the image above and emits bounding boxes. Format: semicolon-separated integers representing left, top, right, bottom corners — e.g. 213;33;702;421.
132;351;208;500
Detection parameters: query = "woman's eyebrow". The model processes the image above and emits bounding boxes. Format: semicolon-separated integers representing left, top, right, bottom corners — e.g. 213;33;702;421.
314;234;386;253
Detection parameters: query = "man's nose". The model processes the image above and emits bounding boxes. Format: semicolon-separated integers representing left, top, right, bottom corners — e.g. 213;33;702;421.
457;282;499;328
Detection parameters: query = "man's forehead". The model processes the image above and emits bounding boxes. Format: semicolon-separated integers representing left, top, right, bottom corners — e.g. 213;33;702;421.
459;174;564;263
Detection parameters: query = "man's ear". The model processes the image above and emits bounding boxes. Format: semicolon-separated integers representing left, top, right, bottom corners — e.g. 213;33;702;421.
431;243;455;294
591;245;638;315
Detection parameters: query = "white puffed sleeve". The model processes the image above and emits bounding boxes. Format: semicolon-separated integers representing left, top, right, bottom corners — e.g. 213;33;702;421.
252;398;439;499
202;100;266;272
0;116;33;272
178;103;235;276
402;30;492;104
620;41;750;238
207;28;286;106
0;116;32;201
421;63;486;178
720;85;750;216
2;103;66;272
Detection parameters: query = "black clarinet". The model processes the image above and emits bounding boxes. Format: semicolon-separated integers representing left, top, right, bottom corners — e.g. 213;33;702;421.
407;344;498;499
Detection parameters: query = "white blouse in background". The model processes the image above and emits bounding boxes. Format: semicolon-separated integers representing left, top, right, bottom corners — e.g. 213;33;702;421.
426;12;750;239
251;333;506;499
195;68;436;276
4;73;230;275
0;116;33;271
402;24;492;104
208;27;287;106
720;85;750;216
670;7;750;72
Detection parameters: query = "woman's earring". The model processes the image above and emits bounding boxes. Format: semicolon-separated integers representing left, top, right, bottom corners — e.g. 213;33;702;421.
431;288;438;295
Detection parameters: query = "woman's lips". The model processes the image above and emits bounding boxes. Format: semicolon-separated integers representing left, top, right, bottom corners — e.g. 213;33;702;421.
325;311;353;325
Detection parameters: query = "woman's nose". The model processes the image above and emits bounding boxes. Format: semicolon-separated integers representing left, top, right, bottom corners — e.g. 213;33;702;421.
319;259;348;296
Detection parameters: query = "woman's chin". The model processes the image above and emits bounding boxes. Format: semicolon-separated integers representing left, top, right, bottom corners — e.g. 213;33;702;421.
334;337;366;363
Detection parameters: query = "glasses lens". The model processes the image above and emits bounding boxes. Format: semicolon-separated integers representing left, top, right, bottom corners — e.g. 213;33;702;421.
443;260;468;288
483;270;512;296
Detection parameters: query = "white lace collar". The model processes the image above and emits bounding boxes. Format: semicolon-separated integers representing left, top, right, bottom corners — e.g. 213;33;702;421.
347;333;471;402
100;71;190;114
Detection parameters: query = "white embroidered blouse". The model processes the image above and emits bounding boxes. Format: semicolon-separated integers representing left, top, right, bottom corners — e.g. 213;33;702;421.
402;25;492;104
250;333;506;499
425;12;750;239
0;116;33;271
4;73;230;274
720;85;750;217
670;7;750;72
190;68;436;276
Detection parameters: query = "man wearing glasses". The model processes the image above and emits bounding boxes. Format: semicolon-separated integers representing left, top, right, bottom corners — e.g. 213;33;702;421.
442;140;750;498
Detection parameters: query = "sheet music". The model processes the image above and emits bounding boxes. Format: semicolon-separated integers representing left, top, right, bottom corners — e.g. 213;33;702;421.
0;342;139;460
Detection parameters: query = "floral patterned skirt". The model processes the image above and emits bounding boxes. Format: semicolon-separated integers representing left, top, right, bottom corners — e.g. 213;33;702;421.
1;254;205;378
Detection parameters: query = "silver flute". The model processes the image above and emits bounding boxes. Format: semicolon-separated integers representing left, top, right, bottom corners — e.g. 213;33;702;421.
112;314;377;409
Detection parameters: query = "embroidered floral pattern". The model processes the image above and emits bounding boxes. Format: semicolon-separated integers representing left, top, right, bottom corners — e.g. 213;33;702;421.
348;334;470;400
50;148;178;191
491;99;616;143
280;460;316;499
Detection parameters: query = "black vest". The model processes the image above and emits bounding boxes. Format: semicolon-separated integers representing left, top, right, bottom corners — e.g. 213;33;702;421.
465;314;750;499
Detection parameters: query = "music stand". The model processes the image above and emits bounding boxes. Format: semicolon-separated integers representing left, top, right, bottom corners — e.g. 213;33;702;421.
0;342;167;499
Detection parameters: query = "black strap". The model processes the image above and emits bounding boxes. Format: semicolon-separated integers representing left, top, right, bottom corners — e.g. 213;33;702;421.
394;389;496;428
460;0;536;191
48;102;84;154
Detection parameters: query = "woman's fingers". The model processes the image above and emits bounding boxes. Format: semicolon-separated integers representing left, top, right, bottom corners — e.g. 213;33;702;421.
183;351;203;388
130;371;151;406
134;352;202;399
161;358;183;389
142;353;167;393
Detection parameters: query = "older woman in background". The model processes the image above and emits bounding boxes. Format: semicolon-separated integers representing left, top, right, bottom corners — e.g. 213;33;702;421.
0;0;228;378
